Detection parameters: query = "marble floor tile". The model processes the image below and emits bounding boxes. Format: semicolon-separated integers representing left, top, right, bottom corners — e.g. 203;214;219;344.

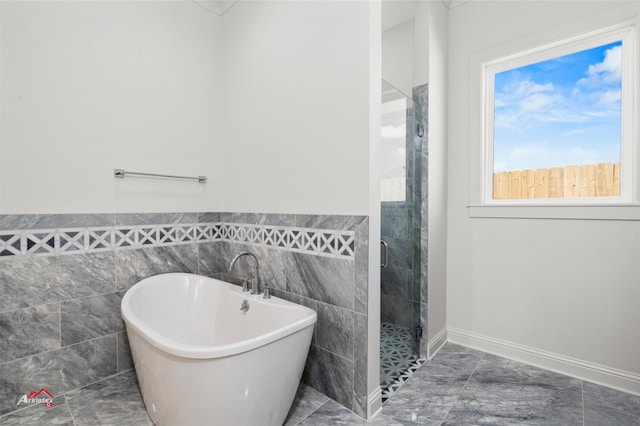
66;371;152;426
298;399;403;426
382;344;484;425
0;400;74;425
442;355;583;426
3;342;640;426
583;381;640;426
284;383;330;426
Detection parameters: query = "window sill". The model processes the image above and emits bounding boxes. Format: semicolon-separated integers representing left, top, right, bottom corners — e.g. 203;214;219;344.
468;204;640;220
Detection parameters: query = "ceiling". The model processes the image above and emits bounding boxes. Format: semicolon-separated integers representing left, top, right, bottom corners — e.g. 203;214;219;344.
193;0;239;16
194;0;470;22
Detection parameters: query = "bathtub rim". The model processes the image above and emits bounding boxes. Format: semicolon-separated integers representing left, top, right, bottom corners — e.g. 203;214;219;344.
121;272;317;359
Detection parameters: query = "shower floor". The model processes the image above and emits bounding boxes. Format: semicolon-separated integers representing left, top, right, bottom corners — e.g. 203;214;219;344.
380;322;425;400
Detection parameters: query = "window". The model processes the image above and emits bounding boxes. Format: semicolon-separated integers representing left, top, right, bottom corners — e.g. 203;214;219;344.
481;22;636;205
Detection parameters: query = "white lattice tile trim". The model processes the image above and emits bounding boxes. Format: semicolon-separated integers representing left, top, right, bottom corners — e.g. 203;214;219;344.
216;223;355;258
0;222;356;260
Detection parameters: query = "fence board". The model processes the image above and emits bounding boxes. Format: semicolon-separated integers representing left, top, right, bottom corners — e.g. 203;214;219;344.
493;162;620;199
613;162;621;196
563;166;578;198
578;164;597;197
509;171;522;199
534;168;548;198
548;167;564;198
596;163;614;197
521;169;535;199
494;172;509;199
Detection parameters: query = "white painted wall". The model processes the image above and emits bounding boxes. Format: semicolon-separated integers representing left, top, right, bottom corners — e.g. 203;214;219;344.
424;0;448;352
1;0;374;216
448;0;640;393
0;1;223;213
218;1;372;215
382;20;414;96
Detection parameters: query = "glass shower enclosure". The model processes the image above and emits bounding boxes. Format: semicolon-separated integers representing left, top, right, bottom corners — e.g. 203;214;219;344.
379;79;424;393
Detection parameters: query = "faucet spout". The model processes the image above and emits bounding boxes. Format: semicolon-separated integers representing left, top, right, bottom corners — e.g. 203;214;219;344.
228;251;261;295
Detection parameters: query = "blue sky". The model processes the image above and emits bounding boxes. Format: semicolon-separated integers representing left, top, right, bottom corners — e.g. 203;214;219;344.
493;41;622;172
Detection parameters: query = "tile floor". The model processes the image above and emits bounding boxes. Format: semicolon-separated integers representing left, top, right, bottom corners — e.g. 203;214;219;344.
379;321;426;402
2;343;639;425
380;323;418;390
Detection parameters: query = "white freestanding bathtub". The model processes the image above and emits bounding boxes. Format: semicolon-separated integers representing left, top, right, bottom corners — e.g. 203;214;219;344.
121;273;317;426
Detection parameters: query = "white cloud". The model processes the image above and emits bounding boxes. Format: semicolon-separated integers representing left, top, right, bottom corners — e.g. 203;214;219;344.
598;89;621;105
577;45;622;87
567;147;601;165
495;79;562;129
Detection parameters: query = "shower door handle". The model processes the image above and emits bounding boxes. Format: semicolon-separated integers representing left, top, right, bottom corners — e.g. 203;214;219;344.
380;240;389;268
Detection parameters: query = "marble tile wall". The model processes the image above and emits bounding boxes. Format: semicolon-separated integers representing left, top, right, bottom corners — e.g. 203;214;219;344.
380;82;428;358
197;214;370;417
0;212;369;419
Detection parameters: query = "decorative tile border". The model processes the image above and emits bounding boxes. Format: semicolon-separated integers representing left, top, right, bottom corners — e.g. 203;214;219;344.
381;357;426;403
0;222;355;260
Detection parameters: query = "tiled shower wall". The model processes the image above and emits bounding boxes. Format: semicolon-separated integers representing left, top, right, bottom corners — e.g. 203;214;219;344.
0;212;369;419
380;83;428;358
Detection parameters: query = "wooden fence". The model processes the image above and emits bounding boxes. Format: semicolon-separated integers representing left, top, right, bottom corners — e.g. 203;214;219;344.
493;162;620;199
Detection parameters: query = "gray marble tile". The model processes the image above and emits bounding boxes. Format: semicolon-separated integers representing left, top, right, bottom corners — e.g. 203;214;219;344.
317;303;354;361
0;303;60;363
299;399;402;425
381;265;410;299
114;212;197;226
583;381;640;416
219;212;247;223
419;302;428;358
270;289;319;345
383;344;484;425
584;392;640;426
303;346;354;412
197;241;225;278
284;383;330;426
353;217;368;315
61;292;124;346
443;354;583;426
287;253;354;310
414;83;428;108
0;335;117;416
0;252;116;311
210;241;289;292
244;213;296;226
380;294;412;330
353;313;368;419
117;331;134;372
381;207;412;240
197;211;221;223
384;237;414;271
66;370;152;426
0;400;74;425
115;244;198;290
64;370;135;401
295;215;366;231
0;214;114;231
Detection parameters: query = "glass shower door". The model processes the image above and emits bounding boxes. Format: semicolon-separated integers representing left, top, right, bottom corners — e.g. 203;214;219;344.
379;80;423;394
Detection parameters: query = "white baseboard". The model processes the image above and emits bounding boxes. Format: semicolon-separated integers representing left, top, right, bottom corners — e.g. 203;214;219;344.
448;327;640;397
367;386;383;420
427;327;448;359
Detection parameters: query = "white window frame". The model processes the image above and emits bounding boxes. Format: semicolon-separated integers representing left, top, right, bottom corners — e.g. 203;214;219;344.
468;10;640;220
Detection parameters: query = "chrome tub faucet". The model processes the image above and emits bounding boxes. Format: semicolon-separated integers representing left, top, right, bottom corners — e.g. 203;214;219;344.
228;251;270;298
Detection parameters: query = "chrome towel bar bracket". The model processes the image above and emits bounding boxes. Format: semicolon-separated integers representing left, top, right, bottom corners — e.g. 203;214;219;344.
114;169;207;183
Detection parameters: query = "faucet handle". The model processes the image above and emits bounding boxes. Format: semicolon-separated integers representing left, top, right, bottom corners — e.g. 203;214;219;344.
262;285;271;299
242;279;250;292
